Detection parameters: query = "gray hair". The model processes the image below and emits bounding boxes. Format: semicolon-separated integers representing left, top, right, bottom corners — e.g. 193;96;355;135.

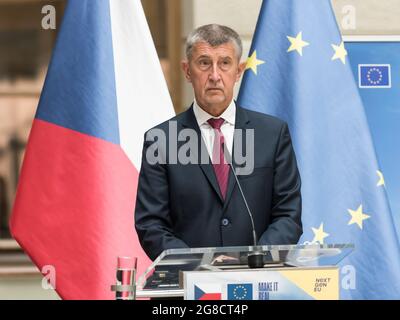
185;24;243;60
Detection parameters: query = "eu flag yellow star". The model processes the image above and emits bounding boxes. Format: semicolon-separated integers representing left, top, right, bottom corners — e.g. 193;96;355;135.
311;223;329;244
376;170;385;187
287;32;309;56
348;205;371;229
245;50;265;75
331;41;347;64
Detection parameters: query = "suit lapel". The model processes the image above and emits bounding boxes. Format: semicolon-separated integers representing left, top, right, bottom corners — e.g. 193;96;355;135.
223;105;250;211
180;106;224;203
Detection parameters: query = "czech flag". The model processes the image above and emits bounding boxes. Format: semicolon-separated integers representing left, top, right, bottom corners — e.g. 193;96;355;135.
10;0;174;299
194;285;222;300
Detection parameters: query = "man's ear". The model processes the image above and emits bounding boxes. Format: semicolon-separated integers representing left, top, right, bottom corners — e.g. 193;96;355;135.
181;60;192;82
236;61;247;81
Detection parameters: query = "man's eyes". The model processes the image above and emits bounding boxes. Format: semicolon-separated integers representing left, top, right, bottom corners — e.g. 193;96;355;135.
199;60;211;66
196;59;233;69
220;60;232;70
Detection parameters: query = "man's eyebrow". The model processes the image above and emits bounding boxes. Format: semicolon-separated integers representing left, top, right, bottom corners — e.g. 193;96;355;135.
195;55;233;60
196;55;211;60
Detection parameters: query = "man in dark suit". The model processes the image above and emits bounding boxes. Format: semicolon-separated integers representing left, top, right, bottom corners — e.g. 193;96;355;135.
135;24;302;261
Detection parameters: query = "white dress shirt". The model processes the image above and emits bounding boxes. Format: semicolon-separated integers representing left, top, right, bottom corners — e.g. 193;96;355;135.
193;99;236;159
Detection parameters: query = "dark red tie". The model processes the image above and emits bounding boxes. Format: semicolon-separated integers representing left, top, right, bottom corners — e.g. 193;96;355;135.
207;118;229;199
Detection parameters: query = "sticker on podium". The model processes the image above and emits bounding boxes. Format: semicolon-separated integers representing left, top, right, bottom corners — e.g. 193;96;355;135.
184;267;339;300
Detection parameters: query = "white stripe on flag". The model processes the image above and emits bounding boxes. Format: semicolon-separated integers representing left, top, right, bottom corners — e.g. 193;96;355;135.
109;0;175;168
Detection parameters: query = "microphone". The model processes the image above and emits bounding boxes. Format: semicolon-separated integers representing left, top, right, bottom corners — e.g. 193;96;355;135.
222;142;264;269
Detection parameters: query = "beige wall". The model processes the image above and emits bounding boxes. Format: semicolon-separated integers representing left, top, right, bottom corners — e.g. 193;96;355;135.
181;0;400;108
333;0;400;35
0;276;60;300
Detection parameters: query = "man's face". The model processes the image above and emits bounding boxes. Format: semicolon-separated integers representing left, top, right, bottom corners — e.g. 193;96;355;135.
182;41;246;114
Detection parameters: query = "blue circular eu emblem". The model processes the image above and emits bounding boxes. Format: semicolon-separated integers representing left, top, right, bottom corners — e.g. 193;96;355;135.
233;285;248;300
366;67;383;85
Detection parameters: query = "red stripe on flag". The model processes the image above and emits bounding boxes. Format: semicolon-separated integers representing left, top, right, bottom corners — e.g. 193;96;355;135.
199;293;222;300
10;119;151;299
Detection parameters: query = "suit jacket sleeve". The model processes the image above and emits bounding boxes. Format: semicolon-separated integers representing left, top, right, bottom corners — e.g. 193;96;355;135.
258;122;303;245
135;133;189;261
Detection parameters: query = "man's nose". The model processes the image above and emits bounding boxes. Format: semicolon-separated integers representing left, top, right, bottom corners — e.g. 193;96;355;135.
209;63;221;82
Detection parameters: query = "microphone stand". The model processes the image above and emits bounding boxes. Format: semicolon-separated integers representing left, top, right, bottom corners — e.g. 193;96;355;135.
222;143;265;269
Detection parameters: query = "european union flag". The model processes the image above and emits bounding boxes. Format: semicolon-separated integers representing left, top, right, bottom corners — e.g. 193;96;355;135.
238;0;400;299
359;64;391;88
227;284;253;300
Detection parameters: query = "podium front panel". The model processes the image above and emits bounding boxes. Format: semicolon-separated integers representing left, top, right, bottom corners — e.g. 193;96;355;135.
136;244;353;298
184;267;339;300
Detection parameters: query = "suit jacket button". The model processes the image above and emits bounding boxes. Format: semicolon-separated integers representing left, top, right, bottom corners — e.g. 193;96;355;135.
221;218;229;226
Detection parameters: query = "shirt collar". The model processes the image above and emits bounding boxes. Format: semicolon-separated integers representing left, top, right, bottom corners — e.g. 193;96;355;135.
193;99;236;127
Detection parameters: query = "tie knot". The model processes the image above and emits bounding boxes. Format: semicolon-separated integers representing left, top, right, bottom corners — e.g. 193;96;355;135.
207;118;225;130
